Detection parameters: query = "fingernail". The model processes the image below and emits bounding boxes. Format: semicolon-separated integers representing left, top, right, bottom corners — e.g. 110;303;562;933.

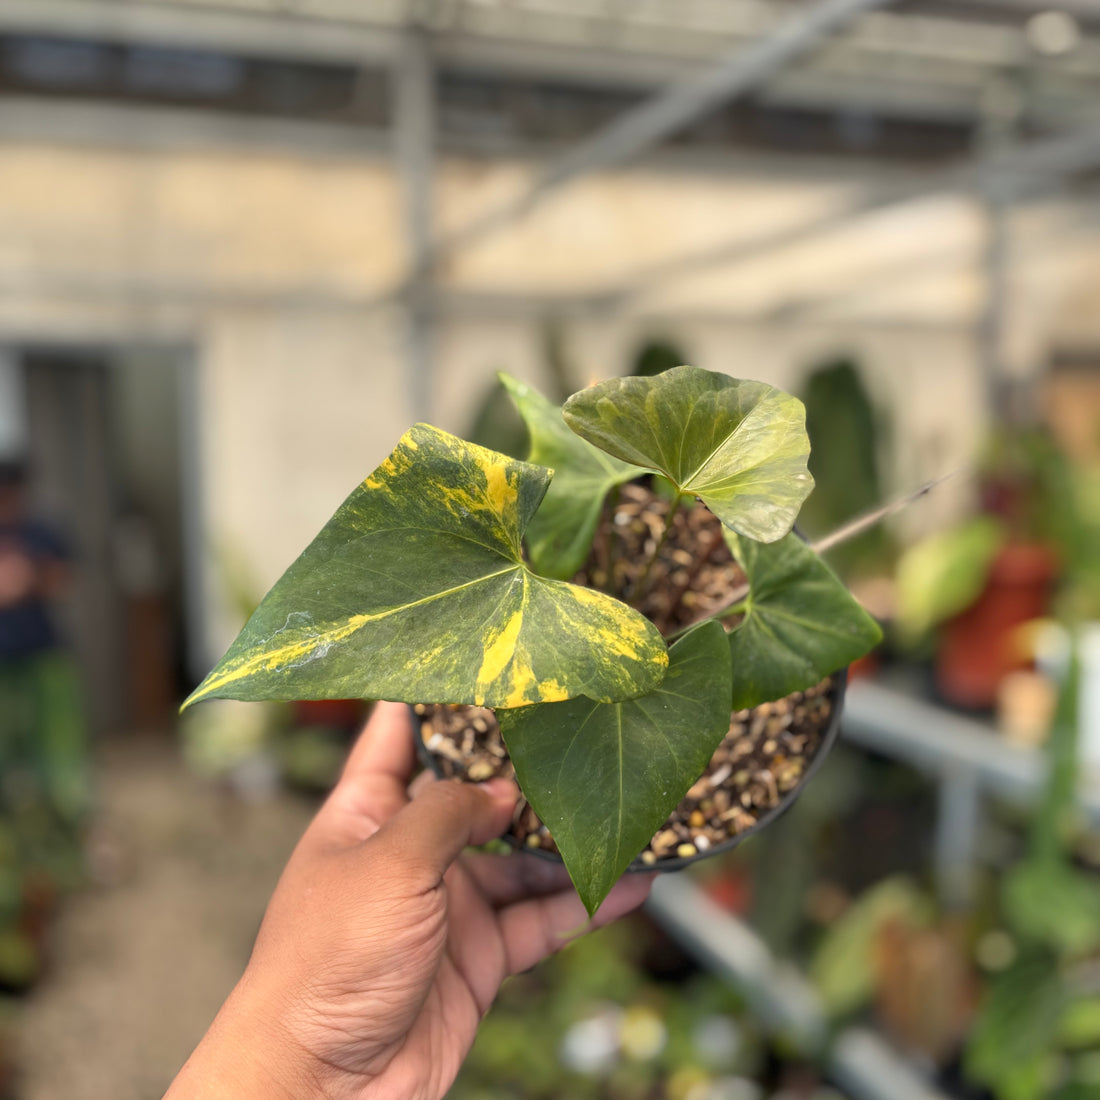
477;777;518;801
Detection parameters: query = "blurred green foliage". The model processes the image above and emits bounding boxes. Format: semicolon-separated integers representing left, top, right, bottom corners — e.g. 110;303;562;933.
466;323;578;459
0;653;90;990
893;516;1004;646
810;876;934;1018
798;358;893;578
892;420;1100;656
966;646;1100;1100
449;913;768;1100
630;339;686;379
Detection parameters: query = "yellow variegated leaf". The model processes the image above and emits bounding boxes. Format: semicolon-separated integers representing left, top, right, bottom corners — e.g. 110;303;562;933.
184;424;667;710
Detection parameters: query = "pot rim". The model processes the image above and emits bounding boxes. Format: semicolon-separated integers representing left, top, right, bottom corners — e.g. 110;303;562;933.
413;667;848;873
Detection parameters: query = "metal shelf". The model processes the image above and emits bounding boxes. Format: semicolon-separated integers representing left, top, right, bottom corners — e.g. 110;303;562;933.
843;679;1099;907
646;680;1095;1100
843;679;1100;826
646;874;951;1100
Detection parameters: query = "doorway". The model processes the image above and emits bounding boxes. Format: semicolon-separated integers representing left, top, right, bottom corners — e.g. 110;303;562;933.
5;345;193;735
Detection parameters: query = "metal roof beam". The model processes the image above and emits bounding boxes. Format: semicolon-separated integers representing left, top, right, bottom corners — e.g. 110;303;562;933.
0;0;400;66
0;96;935;186
941;0;1100;20
8;2;1100;127
607;120;1100;306
435;0;899;260
430;288;966;334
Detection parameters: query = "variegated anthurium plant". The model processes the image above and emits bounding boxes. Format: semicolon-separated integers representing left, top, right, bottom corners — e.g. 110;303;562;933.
184;366;881;914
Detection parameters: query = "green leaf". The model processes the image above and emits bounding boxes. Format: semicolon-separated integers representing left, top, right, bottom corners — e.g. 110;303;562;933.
966;946;1065;1100
498;621;733;916
499;373;637;579
1060;997;1100;1050
1058;1078;1100;1100
1029;641;1082;869
185;424;667;710
894;516;1004;643
562;365;813;543
809;876;933;1017
725;532;882;710
1004;861;1100;956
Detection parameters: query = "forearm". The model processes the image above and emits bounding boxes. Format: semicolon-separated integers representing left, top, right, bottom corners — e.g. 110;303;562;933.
164;978;326;1100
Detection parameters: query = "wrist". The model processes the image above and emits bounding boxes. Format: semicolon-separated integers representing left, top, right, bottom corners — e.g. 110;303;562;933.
164;977;332;1100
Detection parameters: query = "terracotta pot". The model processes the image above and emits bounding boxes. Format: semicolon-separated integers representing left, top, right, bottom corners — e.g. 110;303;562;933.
935;541;1059;710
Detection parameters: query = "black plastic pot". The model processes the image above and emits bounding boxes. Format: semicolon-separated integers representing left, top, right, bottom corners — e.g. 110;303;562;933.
414;668;847;873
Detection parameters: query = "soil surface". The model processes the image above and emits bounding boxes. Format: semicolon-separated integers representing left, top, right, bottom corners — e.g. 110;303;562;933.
419;679;834;864
570;482;739;636
418;483;838;867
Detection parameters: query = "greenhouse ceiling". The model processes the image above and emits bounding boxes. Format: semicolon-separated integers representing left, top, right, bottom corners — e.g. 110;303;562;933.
2;0;1099;136
1;0;1099;342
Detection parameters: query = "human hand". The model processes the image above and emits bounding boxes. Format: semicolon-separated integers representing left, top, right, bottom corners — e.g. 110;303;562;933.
166;701;654;1100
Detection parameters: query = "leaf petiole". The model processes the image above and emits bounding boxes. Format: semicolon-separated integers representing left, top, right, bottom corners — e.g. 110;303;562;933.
662;522;729;627
630;490;684;604
665;592;748;642
717;599;750;619
604;484;622;594
671;475;953;639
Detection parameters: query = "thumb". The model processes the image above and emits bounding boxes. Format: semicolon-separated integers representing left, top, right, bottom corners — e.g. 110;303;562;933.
367;777;518;889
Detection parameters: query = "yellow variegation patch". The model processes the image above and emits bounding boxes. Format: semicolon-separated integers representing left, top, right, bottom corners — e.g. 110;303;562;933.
185;423;667;710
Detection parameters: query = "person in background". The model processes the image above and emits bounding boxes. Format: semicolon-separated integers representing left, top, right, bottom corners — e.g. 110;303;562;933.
0;458;90;876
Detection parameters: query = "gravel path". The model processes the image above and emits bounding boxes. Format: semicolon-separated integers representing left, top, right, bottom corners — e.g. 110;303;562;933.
14;739;316;1100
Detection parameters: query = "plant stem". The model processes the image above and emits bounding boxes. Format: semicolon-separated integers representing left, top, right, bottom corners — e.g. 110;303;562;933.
662;523;729;626
605;485;622;595
630;491;684;604
809;471;957;556
666;473;956;639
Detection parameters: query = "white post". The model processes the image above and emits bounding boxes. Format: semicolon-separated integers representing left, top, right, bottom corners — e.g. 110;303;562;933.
394;27;436;423
0;349;28;459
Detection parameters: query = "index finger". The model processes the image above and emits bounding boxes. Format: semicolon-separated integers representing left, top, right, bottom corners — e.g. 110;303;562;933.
309;702;419;848
497;873;655;975
339;701;418;789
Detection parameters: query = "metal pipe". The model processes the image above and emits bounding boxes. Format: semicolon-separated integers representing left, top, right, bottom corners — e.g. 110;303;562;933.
394;27;437;423
843;680;1100;828
608;118;1100;306
646;875;953;1100
434;0;898;261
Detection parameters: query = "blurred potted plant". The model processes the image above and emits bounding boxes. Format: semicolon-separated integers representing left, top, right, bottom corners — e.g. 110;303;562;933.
182;366;881;914
450;914;768;1100
799;357;895;582
896;427;1078;711
965;649;1100;1100
798;357;897;681
810;875;978;1067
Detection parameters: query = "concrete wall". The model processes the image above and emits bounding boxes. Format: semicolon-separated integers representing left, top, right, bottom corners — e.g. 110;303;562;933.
0;138;1095;673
